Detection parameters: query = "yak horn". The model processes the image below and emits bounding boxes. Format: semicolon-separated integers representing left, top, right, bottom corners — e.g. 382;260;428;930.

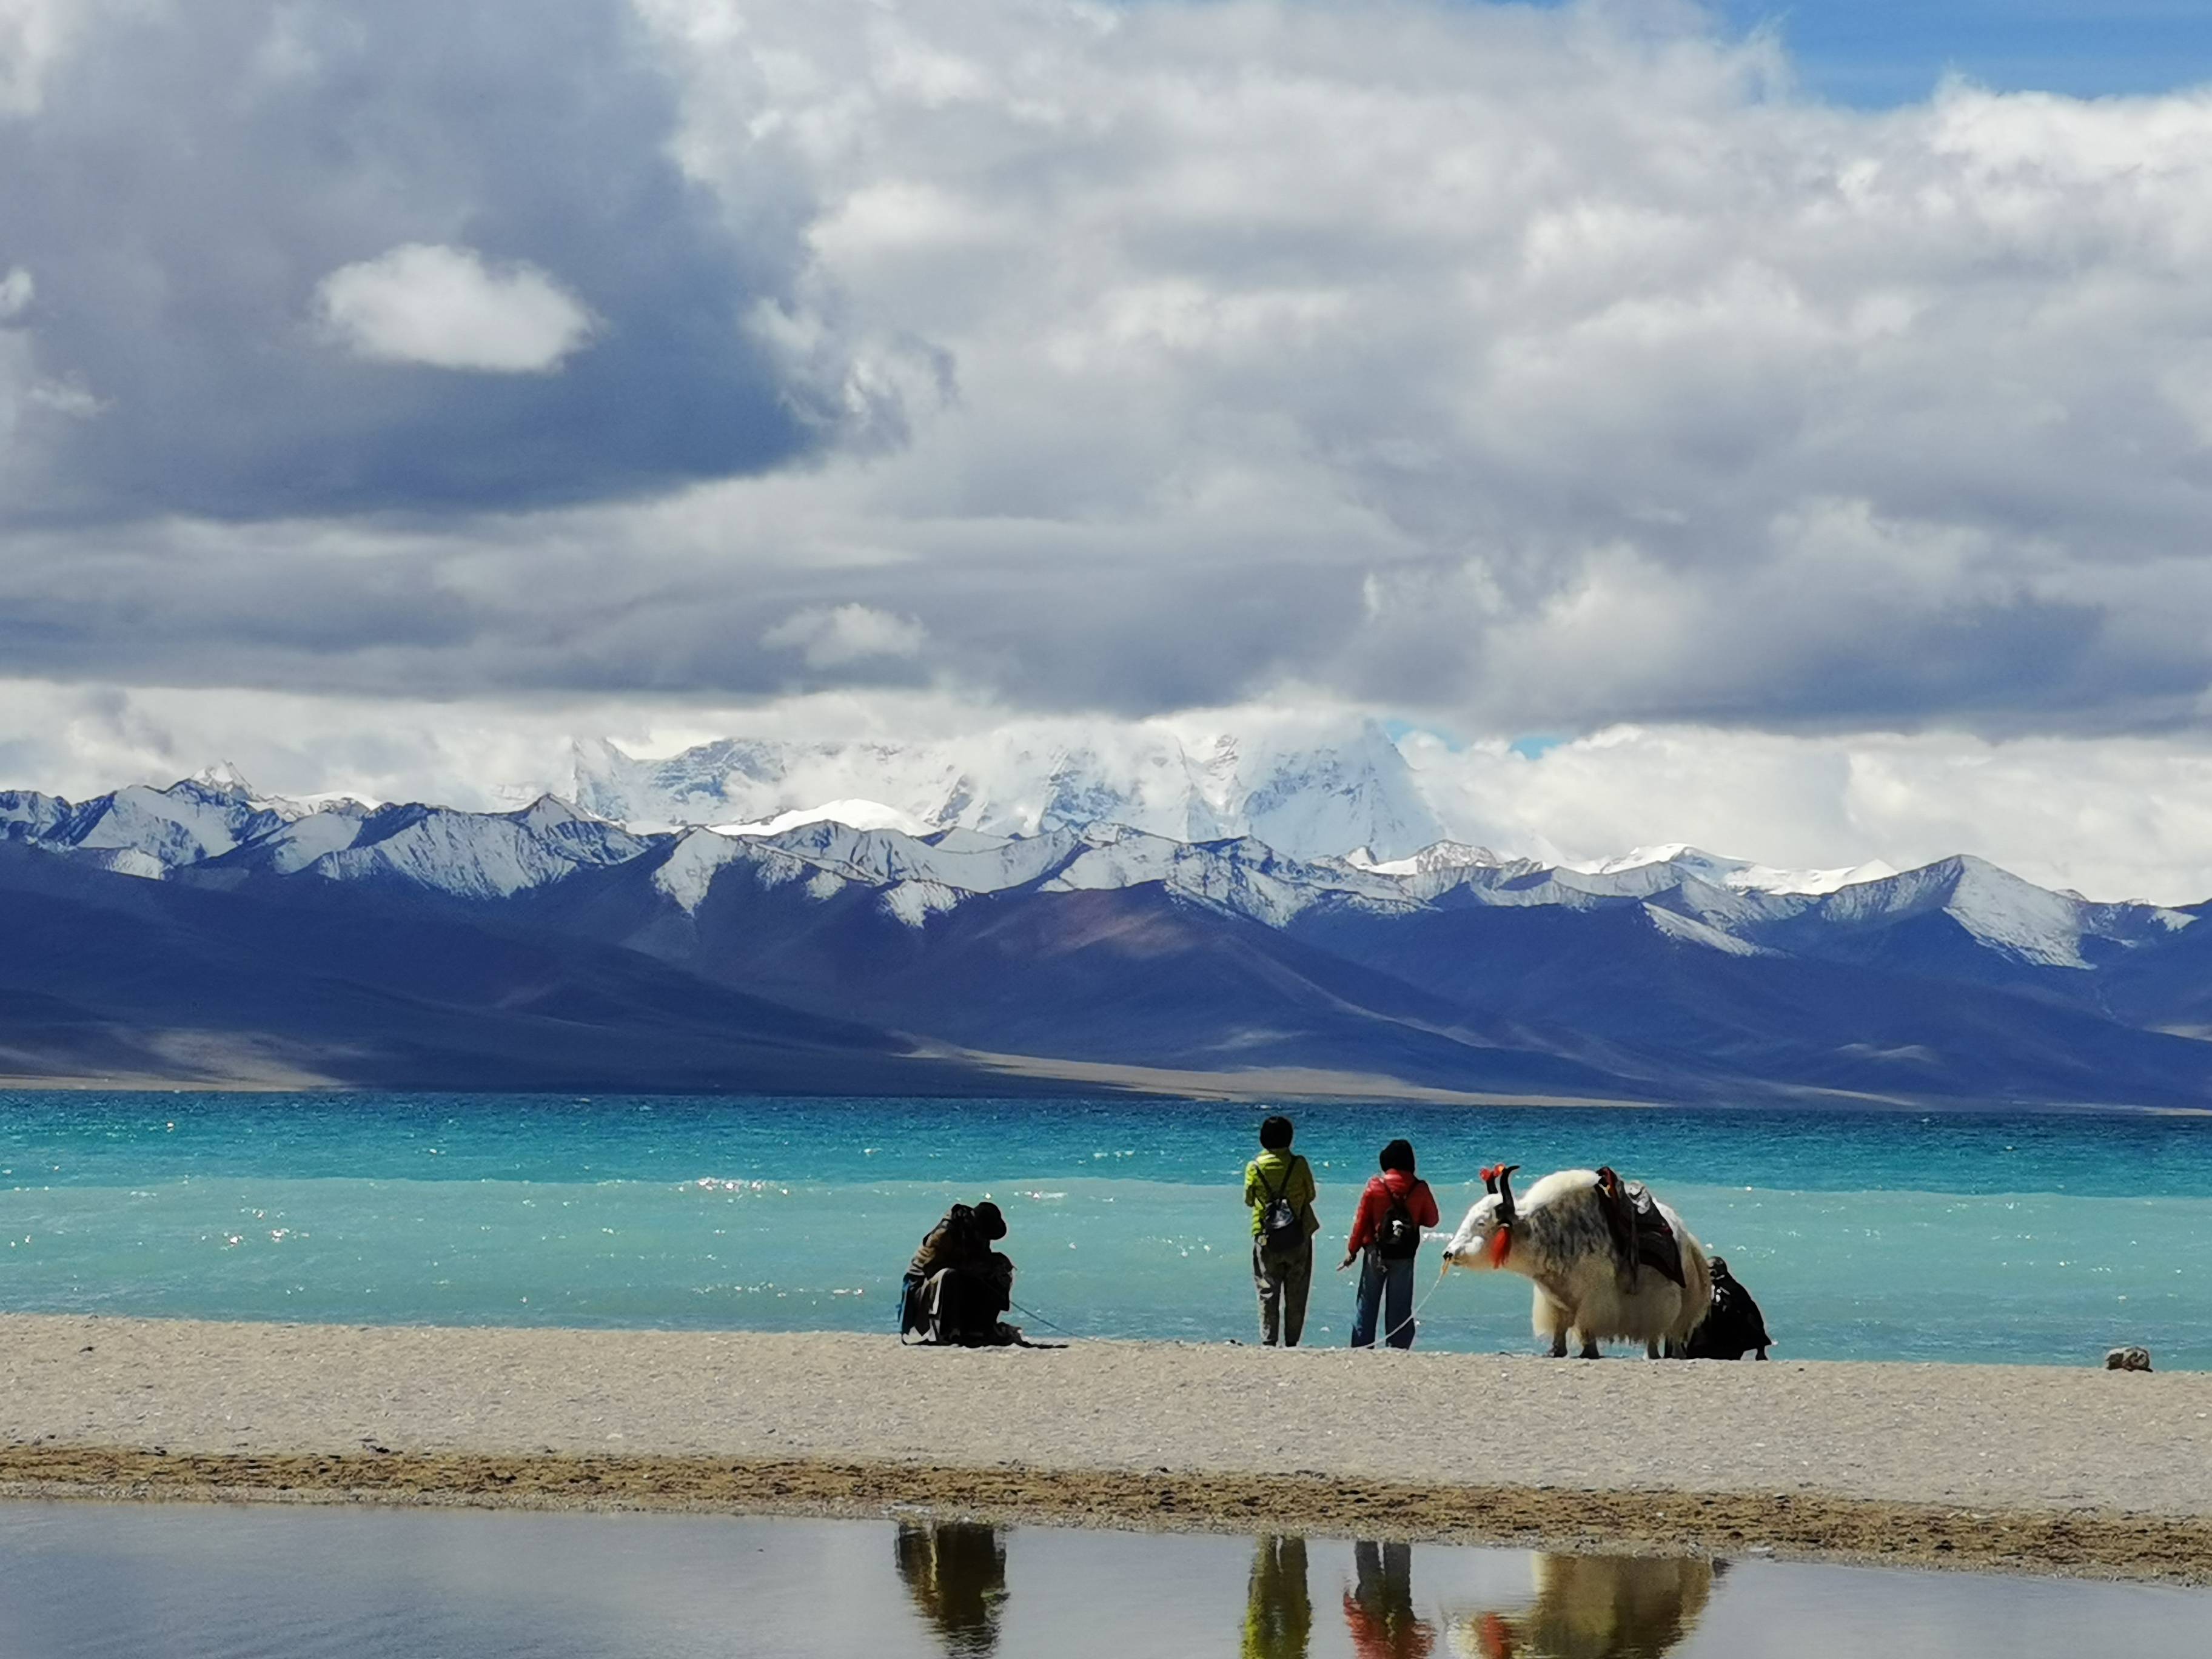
1494;1163;1520;1223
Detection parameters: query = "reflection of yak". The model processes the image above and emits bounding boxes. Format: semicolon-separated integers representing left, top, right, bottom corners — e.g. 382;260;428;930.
894;1522;1009;1656
1448;1554;1719;1659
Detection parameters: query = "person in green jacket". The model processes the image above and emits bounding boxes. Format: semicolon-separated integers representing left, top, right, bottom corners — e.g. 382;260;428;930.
1244;1114;1319;1346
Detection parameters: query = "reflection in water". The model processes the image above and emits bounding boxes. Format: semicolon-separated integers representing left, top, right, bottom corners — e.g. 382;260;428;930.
1343;1540;1439;1659
1244;1536;1313;1659
894;1521;1009;1655
1449;1554;1718;1659
8;1500;2211;1659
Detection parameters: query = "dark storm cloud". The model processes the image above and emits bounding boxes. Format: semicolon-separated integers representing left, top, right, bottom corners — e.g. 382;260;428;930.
0;0;831;520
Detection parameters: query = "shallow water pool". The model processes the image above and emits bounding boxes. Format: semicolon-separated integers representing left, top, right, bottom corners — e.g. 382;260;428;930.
0;1501;2202;1658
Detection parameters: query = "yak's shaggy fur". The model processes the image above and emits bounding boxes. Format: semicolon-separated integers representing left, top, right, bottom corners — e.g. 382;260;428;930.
1443;1168;1713;1359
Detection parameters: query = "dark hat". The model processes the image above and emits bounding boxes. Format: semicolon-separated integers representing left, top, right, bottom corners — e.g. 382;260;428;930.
974;1201;1007;1241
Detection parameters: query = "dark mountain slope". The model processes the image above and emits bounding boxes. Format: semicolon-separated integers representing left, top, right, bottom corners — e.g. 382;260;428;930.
0;845;980;1093
2093;901;2212;1036
506;853;1652;1097
1287;898;2212;1107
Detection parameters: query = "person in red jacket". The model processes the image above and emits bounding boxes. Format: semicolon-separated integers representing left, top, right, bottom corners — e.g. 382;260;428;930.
1340;1139;1439;1349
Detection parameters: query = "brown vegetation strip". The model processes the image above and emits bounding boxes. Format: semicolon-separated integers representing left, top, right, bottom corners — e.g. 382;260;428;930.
4;1444;2207;1586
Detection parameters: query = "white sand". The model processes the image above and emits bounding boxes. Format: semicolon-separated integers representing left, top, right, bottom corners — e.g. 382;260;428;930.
5;1315;2207;1517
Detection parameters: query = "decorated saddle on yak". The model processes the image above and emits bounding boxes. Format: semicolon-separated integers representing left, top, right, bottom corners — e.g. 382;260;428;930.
1594;1165;1685;1290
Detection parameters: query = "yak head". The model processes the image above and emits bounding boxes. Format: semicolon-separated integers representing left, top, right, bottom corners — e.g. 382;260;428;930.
1442;1163;1520;1271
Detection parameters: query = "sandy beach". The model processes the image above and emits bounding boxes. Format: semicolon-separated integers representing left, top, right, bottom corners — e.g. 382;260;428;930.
3;1313;2208;1583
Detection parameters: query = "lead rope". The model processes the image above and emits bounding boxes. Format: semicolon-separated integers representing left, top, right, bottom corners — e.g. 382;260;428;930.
1007;1295;1079;1338
1377;1258;1452;1346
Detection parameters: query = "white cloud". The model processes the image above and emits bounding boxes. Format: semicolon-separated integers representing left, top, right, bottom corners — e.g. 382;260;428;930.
12;2;2212;903
25;377;98;417
315;243;596;374
595;1;2212;731
0;264;30;320
0;0;74;117
762;603;928;668
1399;723;2212;904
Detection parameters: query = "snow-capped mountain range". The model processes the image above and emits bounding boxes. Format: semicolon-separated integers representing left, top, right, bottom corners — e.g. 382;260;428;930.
1;765;2105;940
566;723;1450;863
566;728;1925;893
5;766;2210;1105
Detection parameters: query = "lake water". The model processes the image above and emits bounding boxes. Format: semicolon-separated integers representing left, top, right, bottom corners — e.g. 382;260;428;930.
3;1091;2210;1366
0;1501;2205;1658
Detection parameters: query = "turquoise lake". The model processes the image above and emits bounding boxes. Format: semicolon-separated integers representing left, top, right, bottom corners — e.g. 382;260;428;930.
2;1091;2208;1366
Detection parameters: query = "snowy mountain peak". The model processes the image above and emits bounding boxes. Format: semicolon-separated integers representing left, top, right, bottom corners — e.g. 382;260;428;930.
1356;840;1516;877
188;761;255;796
1934;854;2108;969
512;793;586;827
709;799;935;839
58;774;297;873
1564;843;1898;897
566;720;1444;861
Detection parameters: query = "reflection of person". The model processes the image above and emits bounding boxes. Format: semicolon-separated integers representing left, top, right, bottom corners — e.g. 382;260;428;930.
1242;1535;1312;1659
902;1201;1016;1345
1341;1540;1436;1659
1341;1141;1439;1350
1244;1115;1319;1346
894;1521;1009;1655
1453;1553;1718;1659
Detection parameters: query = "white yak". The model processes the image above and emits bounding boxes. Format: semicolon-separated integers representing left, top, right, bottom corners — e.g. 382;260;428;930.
1441;1164;1712;1359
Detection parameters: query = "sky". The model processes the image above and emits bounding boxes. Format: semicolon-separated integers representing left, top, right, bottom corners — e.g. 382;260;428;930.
6;0;2212;899
1706;2;2212;104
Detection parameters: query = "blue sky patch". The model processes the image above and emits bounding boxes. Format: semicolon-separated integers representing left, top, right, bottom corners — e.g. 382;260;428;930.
1506;1;2212;106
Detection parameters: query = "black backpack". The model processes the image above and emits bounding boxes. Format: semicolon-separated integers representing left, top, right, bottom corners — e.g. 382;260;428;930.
1376;1185;1421;1261
1256;1157;1307;1256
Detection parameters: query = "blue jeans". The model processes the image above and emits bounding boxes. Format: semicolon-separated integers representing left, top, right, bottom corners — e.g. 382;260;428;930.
1350;1251;1416;1349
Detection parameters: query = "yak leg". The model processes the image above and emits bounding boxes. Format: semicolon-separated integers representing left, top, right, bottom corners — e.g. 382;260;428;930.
1646;1337;1664;1359
1533;1284;1574;1358
1577;1331;1601;1359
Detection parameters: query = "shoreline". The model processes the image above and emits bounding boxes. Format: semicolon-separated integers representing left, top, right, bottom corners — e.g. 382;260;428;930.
5;1074;2207;1114
5;1315;2210;1583
5;1447;2210;1584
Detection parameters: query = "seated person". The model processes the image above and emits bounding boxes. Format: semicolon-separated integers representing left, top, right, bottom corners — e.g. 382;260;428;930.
1683;1255;1774;1360
901;1201;1016;1346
